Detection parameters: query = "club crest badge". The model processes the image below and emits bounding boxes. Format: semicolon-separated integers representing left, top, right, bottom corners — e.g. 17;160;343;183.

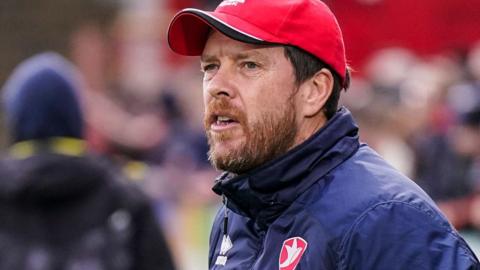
279;237;308;270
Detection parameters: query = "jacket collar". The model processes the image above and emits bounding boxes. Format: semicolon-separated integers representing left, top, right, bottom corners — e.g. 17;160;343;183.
212;107;360;229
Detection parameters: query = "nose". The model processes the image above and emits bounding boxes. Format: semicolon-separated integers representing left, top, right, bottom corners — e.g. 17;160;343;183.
204;66;236;99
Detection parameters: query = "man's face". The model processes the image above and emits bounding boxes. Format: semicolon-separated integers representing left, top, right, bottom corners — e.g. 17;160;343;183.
202;31;299;174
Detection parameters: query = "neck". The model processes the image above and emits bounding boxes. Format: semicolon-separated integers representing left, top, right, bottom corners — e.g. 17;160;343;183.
291;114;327;149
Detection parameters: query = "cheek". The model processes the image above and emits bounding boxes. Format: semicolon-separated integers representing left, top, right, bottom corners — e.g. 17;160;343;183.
203;87;212;107
244;96;285;127
246;82;293;113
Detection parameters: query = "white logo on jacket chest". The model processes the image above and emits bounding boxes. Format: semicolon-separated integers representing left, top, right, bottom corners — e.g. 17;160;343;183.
215;235;233;266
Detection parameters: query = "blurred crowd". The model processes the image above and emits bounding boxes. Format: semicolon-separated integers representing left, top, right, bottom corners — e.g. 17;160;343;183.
1;0;480;269
345;45;480;239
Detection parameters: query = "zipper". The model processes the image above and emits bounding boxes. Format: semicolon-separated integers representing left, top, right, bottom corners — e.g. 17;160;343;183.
223;195;229;236
213;195;231;269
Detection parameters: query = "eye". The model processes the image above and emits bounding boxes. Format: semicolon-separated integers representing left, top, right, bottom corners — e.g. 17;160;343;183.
243;61;259;70
201;63;219;73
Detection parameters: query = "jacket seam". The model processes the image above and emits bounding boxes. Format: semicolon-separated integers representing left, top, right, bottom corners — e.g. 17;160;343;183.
337;200;476;269
248;230;266;270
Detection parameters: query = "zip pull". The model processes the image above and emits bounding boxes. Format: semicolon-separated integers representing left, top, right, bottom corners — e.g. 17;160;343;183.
222;195;229;235
215;195;233;266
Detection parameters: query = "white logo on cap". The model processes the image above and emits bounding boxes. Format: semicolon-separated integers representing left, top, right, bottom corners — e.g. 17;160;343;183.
219;0;245;7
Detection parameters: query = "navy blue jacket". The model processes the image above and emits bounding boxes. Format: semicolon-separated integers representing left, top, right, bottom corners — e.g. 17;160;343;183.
209;108;479;270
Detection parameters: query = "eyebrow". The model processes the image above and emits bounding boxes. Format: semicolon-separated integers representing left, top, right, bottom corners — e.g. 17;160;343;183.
200;54;216;63
233;52;262;61
201;50;268;63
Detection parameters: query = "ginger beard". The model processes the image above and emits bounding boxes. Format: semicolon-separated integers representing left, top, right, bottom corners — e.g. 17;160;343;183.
204;97;297;174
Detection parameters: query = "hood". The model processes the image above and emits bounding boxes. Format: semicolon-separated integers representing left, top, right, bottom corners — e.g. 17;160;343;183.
2;52;84;143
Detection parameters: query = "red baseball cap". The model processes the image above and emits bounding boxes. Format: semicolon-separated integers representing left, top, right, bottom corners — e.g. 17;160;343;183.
167;0;347;83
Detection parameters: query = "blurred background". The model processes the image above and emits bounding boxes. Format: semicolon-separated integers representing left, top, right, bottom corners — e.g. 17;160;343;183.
1;0;480;268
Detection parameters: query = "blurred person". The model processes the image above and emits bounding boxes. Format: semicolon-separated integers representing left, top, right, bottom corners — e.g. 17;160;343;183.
167;0;480;269
0;0;117;87
412;54;480;231
468;41;480;83
353;101;415;177
413;82;479;230
140;91;220;270
413;115;475;229
0;0;168;154
0;53;176;270
451;103;480;229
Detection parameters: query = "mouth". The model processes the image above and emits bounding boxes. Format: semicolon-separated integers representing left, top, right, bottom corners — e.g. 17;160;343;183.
209;113;241;131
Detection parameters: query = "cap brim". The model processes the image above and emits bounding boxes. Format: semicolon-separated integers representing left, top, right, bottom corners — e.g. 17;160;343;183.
168;8;276;56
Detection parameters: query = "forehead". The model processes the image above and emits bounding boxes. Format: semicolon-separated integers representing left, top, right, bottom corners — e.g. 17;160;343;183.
201;31;284;60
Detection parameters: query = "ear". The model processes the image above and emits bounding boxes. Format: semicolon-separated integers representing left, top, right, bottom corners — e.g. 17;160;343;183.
297;68;334;118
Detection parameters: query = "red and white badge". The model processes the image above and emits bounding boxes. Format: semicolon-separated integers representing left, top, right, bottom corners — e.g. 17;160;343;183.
279;237;308;270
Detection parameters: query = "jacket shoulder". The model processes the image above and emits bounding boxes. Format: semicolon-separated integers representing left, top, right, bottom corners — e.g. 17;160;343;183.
300;145;435;228
338;200;479;269
295;145;478;268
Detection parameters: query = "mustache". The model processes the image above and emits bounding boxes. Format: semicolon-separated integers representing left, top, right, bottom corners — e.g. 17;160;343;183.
204;98;246;127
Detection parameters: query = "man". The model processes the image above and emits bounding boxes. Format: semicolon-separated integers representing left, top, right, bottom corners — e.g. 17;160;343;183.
1;0;166;154
0;53;176;270
167;0;480;269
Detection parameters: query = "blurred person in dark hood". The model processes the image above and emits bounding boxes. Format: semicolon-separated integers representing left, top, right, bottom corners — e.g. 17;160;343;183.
0;53;176;270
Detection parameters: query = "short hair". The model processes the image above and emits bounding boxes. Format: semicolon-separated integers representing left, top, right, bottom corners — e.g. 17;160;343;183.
0;0;120;83
283;45;350;119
